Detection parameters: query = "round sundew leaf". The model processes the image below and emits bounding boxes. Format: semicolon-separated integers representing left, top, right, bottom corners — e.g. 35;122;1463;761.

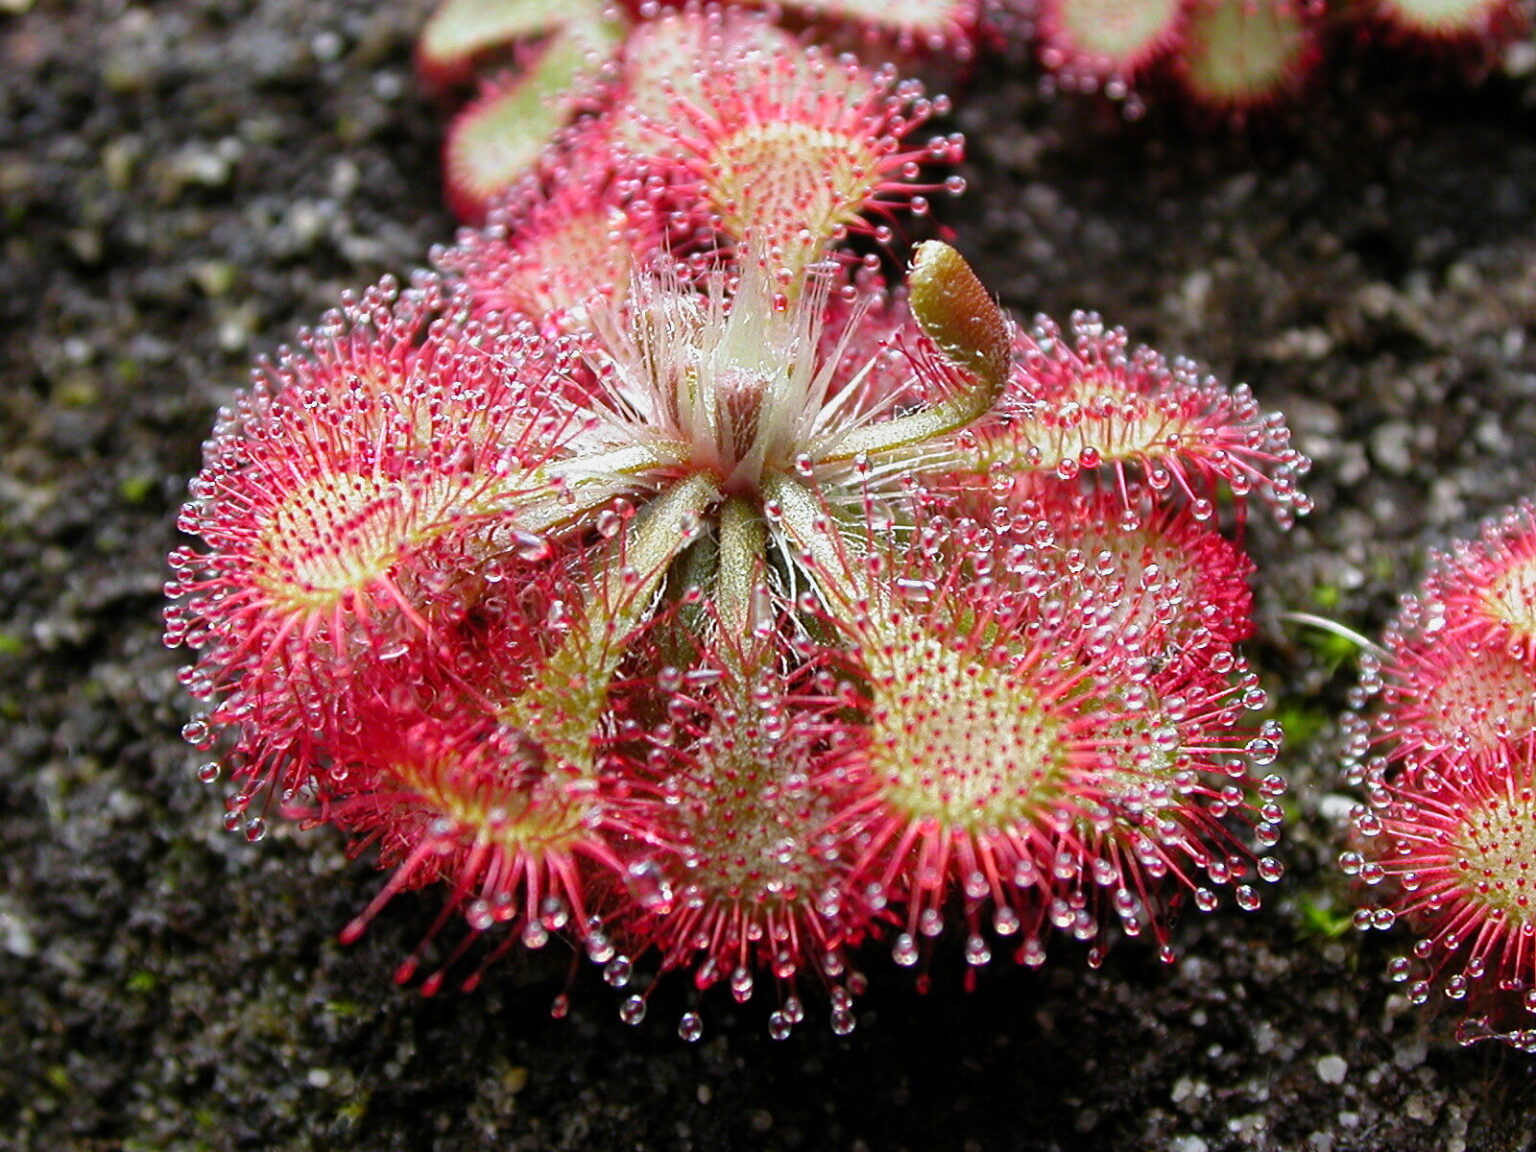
443;21;624;222
418;0;613;90
602;652;876;1010
605;6;801;155
323;707;623;988
946;478;1258;663
169;276;572;685
774;478;1279;966
438;152;664;329
1418;500;1536;662
1180;0;1314;109
620;27;960;280
600;4;965;281
1350;747;1536;1039
780;0;981;51
953;311;1309;526
1383;637;1536;764
1379;0;1511;36
1040;0;1183;72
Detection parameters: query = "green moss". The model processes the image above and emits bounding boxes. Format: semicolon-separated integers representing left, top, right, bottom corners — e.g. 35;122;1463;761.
1273;701;1329;752
335;1087;372;1127
118;474;155;504
114;357;142;387
1293;616;1363;671
55;378;99;407
1297;894;1354;940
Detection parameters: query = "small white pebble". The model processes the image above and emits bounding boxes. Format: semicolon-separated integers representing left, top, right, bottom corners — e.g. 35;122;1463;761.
1316;1054;1349;1085
1171;1076;1205;1105
1393;1038;1428;1071
0;905;37;959
1316;794;1358;825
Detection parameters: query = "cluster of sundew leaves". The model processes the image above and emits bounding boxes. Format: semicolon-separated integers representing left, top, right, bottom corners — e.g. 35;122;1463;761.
168;2;1310;1037
1024;0;1527;109
1342;501;1536;1052
417;0;1531;226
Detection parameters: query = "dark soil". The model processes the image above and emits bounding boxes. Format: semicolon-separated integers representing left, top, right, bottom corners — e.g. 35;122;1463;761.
4;2;1536;1150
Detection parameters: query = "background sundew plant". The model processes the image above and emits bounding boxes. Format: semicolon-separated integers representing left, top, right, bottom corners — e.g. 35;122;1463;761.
8;0;1536;1148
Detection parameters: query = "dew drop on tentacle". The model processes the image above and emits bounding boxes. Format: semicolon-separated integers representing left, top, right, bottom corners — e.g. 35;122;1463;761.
620;995;647;1025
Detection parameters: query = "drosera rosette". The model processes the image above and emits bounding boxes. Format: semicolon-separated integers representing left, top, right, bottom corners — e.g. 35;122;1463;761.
1343;500;1536;1051
166;236;1000;1010
172;211;1305;1024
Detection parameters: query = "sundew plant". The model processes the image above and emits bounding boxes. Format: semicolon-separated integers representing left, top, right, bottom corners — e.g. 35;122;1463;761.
1344;502;1536;1052
164;1;1326;1039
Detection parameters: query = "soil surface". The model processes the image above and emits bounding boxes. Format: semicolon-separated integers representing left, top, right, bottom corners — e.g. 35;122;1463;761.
5;2;1536;1150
